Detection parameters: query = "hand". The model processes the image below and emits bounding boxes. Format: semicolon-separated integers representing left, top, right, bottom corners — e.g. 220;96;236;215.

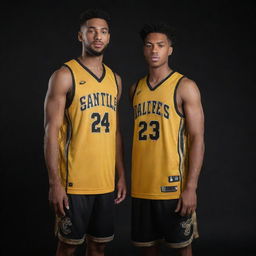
175;187;197;216
48;183;69;217
114;177;126;204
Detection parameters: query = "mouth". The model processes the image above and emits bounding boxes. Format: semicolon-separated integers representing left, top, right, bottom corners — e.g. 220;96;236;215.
151;56;160;62
92;42;104;48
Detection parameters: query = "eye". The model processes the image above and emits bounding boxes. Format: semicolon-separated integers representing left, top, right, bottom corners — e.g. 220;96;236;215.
145;43;152;48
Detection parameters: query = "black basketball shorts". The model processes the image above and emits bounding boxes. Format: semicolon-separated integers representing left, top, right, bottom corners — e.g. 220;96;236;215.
131;198;199;248
55;192;115;245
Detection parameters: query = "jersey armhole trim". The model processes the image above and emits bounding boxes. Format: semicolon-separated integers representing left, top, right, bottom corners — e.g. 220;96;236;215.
64;110;72;192
63;64;75;109
113;72;119;99
174;76;185;118
132;79;140;103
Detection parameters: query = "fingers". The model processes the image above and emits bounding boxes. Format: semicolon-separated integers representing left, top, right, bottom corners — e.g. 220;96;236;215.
181;203;196;216
57;201;66;217
64;196;69;210
175;199;181;213
49;186;69;217
55;196;69;217
114;189;126;204
175;198;196;216
180;204;187;216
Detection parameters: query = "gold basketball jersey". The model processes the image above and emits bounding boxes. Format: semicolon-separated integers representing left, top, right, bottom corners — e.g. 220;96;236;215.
132;71;189;200
58;59;118;194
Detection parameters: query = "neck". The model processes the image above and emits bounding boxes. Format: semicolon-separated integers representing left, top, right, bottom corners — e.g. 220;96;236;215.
148;64;172;83
79;50;104;68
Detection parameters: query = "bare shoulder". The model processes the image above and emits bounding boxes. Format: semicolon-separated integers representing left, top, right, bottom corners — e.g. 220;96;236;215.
129;82;138;102
115;72;122;89
48;66;72;95
115;72;122;83
130;82;138;96
178;77;201;101
115;72;122;101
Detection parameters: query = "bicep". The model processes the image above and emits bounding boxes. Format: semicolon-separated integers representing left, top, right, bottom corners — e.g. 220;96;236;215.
181;81;204;136
44;69;71;129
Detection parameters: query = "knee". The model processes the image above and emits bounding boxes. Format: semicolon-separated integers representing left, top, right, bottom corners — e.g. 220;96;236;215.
87;240;106;255
176;244;192;256
56;241;77;256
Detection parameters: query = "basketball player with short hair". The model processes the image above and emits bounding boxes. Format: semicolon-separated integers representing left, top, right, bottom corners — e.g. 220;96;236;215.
44;9;126;256
130;23;205;256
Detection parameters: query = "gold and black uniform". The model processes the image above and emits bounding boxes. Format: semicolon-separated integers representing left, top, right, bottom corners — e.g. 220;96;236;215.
131;71;198;248
132;71;188;200
58;59;118;195
56;59;118;245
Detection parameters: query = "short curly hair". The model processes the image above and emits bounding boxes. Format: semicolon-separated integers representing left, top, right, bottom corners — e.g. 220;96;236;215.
140;23;175;46
79;9;111;29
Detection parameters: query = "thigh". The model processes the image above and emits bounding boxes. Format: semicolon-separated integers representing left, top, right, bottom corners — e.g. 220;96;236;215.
56;194;94;245
87;192;115;243
131;198;161;247
164;210;199;248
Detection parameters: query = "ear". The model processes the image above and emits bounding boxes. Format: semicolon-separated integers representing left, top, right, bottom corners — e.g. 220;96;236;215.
168;46;173;56
106;32;110;44
78;31;83;42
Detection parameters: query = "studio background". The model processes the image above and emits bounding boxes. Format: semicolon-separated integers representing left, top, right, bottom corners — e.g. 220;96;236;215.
1;0;255;255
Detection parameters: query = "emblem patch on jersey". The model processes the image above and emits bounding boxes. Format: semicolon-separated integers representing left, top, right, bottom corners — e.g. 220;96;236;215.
68;182;73;187
168;176;180;182
181;217;193;236
79;80;86;85
60;216;72;235
160;186;177;192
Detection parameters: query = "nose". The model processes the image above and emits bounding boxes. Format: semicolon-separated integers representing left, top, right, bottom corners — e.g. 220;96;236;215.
152;44;158;53
94;30;101;41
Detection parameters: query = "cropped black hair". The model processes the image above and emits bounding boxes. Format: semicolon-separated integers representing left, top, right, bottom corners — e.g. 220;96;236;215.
79;9;111;29
140;23;175;46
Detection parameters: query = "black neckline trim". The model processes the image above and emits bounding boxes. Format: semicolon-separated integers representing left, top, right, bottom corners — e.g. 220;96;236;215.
146;70;175;91
75;58;106;83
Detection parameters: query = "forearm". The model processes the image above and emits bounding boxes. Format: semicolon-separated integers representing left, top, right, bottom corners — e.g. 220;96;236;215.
185;134;205;191
44;125;61;186
115;130;125;179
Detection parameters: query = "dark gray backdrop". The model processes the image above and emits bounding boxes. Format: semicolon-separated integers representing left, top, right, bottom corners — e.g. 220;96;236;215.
1;0;255;255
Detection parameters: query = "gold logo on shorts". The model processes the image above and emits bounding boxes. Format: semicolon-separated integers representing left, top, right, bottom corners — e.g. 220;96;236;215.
181;217;192;236
60;216;72;235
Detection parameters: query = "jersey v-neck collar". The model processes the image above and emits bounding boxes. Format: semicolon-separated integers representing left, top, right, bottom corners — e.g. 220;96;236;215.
146;70;175;91
75;58;106;83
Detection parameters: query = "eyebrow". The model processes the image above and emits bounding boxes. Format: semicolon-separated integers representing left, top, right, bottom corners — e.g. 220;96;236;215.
87;26;109;30
145;41;165;44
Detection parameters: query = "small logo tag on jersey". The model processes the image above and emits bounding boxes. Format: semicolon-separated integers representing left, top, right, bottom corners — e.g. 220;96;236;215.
161;186;177;192
68;182;73;187
168;176;180;183
79;80;86;85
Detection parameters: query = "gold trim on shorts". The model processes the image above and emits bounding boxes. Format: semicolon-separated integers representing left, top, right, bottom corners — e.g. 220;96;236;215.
86;234;114;243
166;212;199;248
55;215;85;245
132;239;162;247
58;232;85;245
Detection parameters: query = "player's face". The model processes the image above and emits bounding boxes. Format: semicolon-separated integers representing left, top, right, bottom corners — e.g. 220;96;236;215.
79;18;110;56
143;33;173;68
